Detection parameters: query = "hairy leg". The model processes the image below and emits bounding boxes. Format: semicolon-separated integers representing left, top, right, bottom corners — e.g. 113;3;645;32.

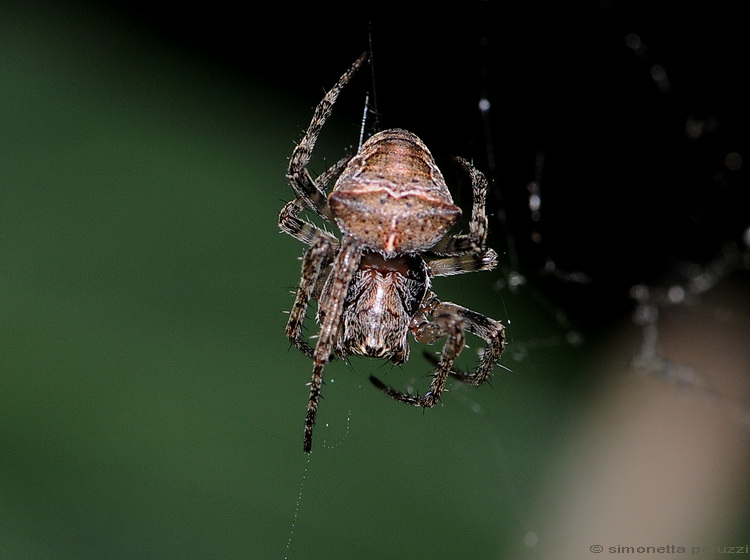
287;53;368;219
428;300;506;385
431;157;490;255
370;295;466;407
428;249;498;277
304;236;364;452
285;237;336;357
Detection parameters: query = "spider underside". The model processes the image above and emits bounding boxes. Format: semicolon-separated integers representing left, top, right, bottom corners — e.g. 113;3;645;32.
280;53;506;453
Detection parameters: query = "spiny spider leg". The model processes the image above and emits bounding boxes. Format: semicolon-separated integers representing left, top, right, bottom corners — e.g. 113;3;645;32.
304;237;364;453
431;156;490;255
279;156;351;245
369;293;465;407
279;199;337;246
428;249;498;277
370;292;506;405
429;300;506;385
287;53;368;219
282;149;355;358
285;237;337;357
282;158;353;356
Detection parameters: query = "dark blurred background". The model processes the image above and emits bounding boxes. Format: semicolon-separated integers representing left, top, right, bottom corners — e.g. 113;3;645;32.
2;1;748;559
126;0;750;326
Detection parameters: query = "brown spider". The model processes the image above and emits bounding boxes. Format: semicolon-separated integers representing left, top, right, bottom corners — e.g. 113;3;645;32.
280;53;506;452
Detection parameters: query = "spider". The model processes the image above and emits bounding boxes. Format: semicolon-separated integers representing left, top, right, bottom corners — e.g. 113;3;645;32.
280;52;506;453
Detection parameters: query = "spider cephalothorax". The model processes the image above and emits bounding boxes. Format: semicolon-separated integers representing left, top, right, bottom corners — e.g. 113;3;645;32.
279;53;506;452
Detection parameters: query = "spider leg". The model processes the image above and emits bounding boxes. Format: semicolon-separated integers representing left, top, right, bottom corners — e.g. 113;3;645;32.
285;236;337;357
431;157;490;255
369;294;466;408
282;158;352;353
370;292;505;407
304;236;364;453
428;299;506;385
279;198;338;246
279;155;352;245
287;53;368;220
428;248;498;277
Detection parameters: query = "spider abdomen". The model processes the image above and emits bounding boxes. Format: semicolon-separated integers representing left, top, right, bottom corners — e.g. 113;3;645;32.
329;129;461;254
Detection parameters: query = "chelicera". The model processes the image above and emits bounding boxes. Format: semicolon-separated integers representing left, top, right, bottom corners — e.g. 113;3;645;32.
280;53;506;452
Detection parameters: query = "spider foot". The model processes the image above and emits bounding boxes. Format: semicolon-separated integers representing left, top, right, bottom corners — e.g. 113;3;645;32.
369;375;439;408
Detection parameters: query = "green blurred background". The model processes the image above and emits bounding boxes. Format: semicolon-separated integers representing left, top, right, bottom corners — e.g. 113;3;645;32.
2;2;749;559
